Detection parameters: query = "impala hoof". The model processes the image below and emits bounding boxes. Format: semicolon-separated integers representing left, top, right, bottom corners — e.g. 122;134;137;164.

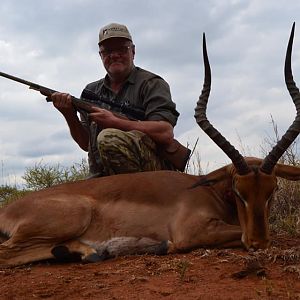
51;245;81;262
83;253;104;263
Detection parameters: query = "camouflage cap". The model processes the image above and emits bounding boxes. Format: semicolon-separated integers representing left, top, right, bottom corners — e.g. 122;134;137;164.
98;23;132;45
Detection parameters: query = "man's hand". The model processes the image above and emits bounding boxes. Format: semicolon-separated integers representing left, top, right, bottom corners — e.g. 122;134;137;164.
89;107;121;128
50;92;76;116
50;91;89;151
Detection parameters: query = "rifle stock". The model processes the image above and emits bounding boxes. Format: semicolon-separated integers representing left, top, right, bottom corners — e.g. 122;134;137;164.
0;70;191;171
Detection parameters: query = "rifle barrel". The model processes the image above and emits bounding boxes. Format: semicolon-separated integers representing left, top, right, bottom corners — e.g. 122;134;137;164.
0;70;142;119
0;71;41;89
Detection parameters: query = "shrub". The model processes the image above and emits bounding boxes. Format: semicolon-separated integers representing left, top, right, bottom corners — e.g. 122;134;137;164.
22;159;89;191
270;178;300;235
0;185;29;207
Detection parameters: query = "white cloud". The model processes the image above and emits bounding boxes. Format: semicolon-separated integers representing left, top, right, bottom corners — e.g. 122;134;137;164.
1;0;300;186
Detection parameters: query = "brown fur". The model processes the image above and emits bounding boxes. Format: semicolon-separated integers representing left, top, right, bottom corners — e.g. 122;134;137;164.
0;157;300;266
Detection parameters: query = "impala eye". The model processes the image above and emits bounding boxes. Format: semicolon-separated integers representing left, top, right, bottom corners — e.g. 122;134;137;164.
233;187;248;208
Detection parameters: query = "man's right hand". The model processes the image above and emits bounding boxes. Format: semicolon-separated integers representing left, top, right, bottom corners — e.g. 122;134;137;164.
49;92;89;151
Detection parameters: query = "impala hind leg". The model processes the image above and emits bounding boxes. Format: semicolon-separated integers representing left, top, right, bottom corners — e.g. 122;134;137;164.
0;196;93;267
0;241;56;267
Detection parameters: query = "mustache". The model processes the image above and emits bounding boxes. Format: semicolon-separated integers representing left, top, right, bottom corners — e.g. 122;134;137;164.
108;59;124;63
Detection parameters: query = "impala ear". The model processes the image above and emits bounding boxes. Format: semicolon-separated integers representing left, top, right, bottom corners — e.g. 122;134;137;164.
191;164;236;188
209;163;241;181
274;163;300;181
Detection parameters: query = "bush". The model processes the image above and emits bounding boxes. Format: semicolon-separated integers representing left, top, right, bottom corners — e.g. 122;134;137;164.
0;185;29;207
270;178;300;235
22;159;89;191
0;159;89;206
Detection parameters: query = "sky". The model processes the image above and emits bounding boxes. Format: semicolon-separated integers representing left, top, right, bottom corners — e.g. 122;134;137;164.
1;0;300;186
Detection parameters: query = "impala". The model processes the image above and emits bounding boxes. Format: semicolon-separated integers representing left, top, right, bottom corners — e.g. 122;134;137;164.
0;24;300;267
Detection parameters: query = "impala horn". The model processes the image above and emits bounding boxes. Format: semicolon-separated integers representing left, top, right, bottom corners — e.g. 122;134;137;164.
260;23;300;174
194;33;251;175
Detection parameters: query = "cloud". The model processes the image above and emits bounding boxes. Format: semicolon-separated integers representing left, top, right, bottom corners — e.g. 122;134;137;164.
1;0;300;186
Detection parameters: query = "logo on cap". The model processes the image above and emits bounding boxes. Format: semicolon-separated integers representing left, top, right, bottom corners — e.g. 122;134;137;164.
99;23;132;45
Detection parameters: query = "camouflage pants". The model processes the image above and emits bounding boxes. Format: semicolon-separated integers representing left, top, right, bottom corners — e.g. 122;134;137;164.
97;128;173;176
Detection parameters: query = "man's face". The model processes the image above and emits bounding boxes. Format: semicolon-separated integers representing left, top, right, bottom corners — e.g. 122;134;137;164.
99;38;135;81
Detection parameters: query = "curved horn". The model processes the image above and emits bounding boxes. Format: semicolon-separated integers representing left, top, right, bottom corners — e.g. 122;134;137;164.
194;33;251;175
260;23;300;174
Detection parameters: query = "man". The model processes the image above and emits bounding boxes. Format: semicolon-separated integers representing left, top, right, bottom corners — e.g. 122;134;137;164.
51;23;186;177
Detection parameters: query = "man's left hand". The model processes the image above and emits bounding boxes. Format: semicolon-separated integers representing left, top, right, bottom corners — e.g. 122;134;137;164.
89;107;122;128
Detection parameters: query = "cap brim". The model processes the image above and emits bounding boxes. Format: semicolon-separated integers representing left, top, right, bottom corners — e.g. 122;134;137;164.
98;36;132;45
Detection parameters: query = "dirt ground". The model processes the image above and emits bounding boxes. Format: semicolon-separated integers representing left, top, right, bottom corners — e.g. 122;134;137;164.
0;234;299;300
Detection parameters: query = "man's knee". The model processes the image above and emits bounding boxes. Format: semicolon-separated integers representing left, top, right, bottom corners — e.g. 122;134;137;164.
96;128;169;174
96;129;144;175
97;128;146;152
97;128;124;145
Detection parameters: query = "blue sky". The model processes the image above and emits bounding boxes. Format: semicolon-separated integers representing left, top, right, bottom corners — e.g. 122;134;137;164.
1;0;300;185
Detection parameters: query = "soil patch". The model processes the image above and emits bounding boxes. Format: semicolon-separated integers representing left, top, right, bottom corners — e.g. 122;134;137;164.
1;234;299;300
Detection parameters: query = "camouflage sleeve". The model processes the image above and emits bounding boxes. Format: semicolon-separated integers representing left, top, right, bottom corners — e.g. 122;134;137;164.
141;77;179;127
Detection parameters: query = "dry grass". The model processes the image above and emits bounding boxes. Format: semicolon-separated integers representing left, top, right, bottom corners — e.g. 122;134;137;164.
261;117;300;235
270;178;300;235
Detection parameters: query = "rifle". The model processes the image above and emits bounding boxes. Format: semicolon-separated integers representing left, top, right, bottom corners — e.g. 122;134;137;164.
0;71;191;171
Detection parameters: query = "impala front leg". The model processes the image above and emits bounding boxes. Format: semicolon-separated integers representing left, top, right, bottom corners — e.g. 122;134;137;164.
168;217;243;253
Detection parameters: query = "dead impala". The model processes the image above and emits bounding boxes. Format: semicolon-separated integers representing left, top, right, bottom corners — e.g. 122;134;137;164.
1;24;300;267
